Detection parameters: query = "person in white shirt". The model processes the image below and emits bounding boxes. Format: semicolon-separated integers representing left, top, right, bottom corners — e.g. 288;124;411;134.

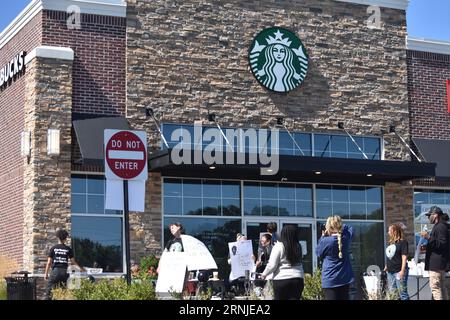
261;224;304;300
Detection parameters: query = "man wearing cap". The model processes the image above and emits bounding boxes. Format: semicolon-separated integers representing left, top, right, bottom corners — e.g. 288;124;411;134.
420;206;449;300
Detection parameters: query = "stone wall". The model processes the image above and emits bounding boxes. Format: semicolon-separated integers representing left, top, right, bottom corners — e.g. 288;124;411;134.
23;56;73;273
384;182;415;256
126;0;410;159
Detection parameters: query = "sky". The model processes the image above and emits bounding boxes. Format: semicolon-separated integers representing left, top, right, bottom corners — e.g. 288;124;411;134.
1;0;450;42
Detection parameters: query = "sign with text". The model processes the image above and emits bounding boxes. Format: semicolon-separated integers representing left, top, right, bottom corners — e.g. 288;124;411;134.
180;235;218;271
104;129;148;180
155;252;188;294
0;51;26;90
228;240;255;281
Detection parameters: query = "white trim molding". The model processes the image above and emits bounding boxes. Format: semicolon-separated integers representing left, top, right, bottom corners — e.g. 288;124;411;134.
25;46;75;64
334;0;409;10
407;36;450;55
0;0;126;49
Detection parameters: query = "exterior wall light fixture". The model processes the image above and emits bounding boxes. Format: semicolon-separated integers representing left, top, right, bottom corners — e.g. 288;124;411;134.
21;131;31;158
47;129;60;156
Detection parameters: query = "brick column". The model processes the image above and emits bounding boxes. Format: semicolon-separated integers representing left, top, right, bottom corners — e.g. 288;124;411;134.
129;172;163;262
384;182;415;256
22;47;74;273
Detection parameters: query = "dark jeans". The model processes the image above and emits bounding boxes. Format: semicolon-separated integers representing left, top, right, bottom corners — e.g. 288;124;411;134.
44;267;69;300
323;284;350;300
272;277;304;300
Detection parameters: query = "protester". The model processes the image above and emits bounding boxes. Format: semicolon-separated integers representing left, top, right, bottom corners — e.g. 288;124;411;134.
44;229;84;300
420;206;449;300
261;224;304;300
316;215;354;300
267;222;279;244
384;223;409;300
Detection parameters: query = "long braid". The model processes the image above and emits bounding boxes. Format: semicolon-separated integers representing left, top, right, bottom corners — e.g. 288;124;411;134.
337;232;343;259
325;215;344;259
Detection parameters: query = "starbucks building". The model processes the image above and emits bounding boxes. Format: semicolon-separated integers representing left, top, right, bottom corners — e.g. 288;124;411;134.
1;0;449;299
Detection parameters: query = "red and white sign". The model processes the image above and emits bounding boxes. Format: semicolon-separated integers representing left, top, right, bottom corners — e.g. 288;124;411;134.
104;130;148;180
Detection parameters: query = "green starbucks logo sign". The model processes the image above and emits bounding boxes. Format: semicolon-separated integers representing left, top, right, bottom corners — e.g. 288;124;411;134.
249;27;309;93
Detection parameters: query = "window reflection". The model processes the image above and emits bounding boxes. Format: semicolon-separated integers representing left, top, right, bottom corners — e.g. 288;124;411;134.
72;216;123;273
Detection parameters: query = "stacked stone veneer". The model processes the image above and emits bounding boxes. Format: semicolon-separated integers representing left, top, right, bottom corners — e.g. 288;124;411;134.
384;182;415;256
126;0;412;253
23;55;73;273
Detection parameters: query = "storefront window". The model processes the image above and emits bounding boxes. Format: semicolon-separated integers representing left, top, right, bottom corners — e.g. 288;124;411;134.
243;182;313;217
413;189;450;246
161;123;381;160
71;175;123;273
316;185;383;220
163;178;241;216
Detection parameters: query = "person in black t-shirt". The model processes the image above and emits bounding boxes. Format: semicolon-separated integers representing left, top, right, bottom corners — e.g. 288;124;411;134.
44;229;84;300
384;223;409;300
156;223;185;274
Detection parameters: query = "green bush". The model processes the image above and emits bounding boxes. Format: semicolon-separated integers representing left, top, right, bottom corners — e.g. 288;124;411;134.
302;269;324;300
0;280;6;300
52;277;157;300
138;255;159;280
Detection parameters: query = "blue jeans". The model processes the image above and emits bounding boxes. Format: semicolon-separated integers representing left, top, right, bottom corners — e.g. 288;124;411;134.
387;268;409;300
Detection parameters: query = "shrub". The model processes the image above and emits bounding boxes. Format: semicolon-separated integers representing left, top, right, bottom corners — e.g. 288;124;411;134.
0;280;6;300
138;255;159;280
302;269;324;300
52;277;157;300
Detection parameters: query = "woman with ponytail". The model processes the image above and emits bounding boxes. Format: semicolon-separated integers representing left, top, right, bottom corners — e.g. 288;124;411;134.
316;215;354;300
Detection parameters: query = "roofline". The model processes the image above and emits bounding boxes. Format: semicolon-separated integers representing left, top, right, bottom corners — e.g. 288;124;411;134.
0;0;126;50
334;0;409;10
407;36;450;56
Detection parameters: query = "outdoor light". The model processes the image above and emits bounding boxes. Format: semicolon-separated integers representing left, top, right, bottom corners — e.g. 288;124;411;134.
276;117;284;126
207;113;216;122
209;166;216;170
315;171;322;175
338;122;345;129
367;173;373;177
389;125;396;133
20;131;31;158
146;107;154;117
47;129;60;156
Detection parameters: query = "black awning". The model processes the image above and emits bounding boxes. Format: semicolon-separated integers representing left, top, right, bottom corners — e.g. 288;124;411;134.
73;115;130;164
412;138;450;179
149;149;436;185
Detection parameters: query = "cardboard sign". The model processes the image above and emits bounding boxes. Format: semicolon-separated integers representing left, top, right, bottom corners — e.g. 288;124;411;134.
180;235;218;271
228;240;255;281
155;252;187;294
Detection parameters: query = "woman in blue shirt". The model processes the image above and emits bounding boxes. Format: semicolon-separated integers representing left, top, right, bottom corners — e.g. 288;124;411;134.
316;215;354;300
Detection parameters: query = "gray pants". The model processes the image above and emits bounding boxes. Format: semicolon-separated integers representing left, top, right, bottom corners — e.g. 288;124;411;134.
44;268;69;300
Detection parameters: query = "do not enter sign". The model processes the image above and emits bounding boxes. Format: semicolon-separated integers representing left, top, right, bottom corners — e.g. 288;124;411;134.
105;130;148;180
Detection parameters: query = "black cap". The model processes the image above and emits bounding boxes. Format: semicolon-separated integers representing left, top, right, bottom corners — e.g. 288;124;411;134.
425;206;444;217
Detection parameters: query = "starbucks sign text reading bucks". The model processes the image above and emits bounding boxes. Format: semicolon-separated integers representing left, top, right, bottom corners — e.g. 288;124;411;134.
249;27;308;93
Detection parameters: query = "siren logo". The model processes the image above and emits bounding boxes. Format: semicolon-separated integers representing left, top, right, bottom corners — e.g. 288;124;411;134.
249;27;308;93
